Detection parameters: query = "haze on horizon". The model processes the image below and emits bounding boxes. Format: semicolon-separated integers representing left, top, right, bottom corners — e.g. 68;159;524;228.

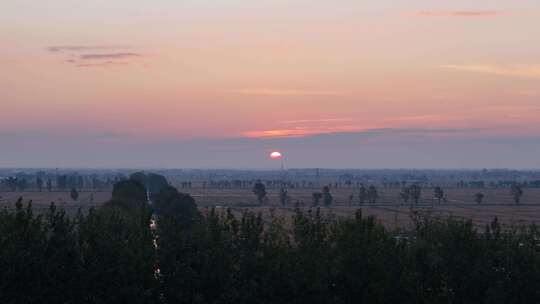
1;0;539;169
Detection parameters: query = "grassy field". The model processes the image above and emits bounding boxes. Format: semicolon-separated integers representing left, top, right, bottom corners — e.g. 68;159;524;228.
3;187;540;228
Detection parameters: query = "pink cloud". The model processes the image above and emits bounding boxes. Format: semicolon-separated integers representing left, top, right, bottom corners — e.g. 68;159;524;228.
76;61;129;68
438;64;540;79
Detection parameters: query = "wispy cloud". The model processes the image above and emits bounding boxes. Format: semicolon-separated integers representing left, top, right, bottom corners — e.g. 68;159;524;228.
76;61;130;68
415;10;506;17
230;89;347;97
279;118;352;124
242;127;480;139
47;45;131;52
438;64;540;79
80;53;141;60
243;129;318;138
46;45;145;68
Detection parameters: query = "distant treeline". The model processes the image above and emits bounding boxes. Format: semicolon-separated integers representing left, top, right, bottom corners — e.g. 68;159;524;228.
2;173;540;303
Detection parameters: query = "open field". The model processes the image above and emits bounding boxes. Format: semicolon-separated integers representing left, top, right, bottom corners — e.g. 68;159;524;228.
185;187;540;207
0;191;111;215
3;187;540;228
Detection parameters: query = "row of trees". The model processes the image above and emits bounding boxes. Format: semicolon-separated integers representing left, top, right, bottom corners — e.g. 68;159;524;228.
0;174;122;192
252;182;525;206
0;180;156;304
2;175;539;303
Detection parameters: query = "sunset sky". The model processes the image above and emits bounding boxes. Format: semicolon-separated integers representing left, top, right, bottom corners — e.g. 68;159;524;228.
1;0;540;168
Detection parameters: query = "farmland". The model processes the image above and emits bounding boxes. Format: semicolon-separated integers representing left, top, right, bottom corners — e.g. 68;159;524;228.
3;186;540;228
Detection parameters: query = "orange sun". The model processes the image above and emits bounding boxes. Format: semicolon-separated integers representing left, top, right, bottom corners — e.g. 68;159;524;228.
270;151;283;159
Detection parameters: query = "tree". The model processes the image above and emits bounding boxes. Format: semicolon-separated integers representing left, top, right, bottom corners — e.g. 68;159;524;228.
105;180;148;211
410;184;422;205
17;178;27;191
279;188;289;207
46;179;52;192
511;184;523;204
434;186;444;204
322;186;333;207
154;186;197;222
70;188;79;201
146;173;169;201
400;187;410;205
252;180;267;205
474;192;484;204
312;192;322;206
57;175;67;190
358;185;367;205
367;185;378;204
36;177;44;192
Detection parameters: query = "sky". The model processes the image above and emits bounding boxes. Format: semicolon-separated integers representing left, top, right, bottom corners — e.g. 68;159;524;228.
1;0;540;168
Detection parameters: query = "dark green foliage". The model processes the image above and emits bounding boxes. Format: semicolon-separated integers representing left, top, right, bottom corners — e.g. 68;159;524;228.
154;186;197;221
0;196;156;304
4;190;540;304
0;200;82;304
146;173;169;198
106;179;148;211
130;172;170;202
77;205;156;304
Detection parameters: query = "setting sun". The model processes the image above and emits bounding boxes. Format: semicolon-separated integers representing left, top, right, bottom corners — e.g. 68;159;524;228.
270;151;283;159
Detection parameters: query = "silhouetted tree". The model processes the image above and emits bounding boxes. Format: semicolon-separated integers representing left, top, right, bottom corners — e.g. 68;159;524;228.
279;188;288;207
36;177;43;192
312;192;322;206
474;192;484;204
511;183;523;204
252;180;267;205
367;185;378;204
70;188;79;201
105;180;148;211
57;175;67;190
358;185;367;204
400;186;410;205
46;179;52;192
410;184;422;205
17;178;27;191
154;186;197;222
434;186;444;204
322;186;333;207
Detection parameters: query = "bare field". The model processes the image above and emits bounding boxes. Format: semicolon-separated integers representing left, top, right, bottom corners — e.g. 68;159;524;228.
186;187;540;207
0;191;111;215
179;187;540;228
3;188;540;228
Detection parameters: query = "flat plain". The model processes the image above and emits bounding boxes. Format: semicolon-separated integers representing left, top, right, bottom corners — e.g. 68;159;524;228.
3;187;540;228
